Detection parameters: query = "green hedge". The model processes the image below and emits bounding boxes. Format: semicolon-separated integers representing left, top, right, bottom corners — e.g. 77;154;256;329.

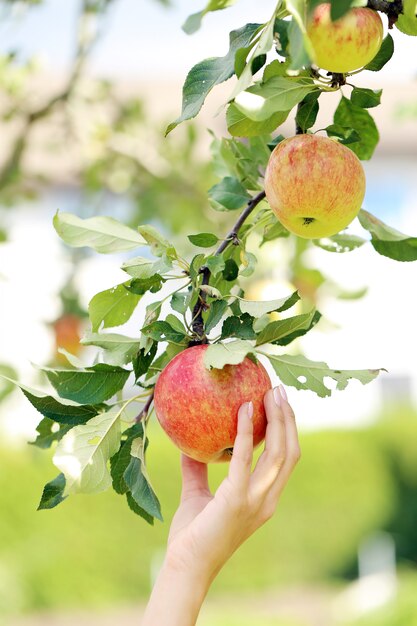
0;408;414;615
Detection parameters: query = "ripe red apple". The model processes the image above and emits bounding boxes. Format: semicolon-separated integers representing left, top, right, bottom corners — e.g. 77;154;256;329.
264;134;366;239
307;4;383;73
153;345;271;463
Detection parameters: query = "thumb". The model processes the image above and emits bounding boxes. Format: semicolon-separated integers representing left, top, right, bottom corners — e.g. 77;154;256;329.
181;454;211;500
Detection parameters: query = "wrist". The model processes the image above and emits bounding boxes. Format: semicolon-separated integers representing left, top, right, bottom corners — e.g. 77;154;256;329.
163;548;216;592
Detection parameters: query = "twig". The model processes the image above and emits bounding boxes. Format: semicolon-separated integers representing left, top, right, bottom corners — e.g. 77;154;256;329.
190;190;266;345
135;391;154;423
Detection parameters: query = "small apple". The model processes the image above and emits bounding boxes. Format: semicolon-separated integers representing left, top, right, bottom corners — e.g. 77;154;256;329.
307;4;383;73
53;314;83;363
153;344;271;463
264;134;366;239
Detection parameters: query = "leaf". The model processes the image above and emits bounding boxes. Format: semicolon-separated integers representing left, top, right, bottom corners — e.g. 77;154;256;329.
43;364;130;405
239;250;257;277
53;406;122;495
396;0;417;36
200;284;222;299
37;474;67;510
81;332;140;366
326;124;361;145
239;291;300;317
53;212;145;253
137;225;177;259
205;299;229;333
333;96;379;160
221;313;256;340
127;275;166;295
222;259;239;281
208;176;250;211
203;339;257;369
141;320;188;344
188;233;219;248
255;310;320;346
313;234;367;253
358;209;417;262
126;492;155;524
330;0;355;21
0;364;17;402
171;290;192;315
30;418;73;449
266;353;383;398
110;422;144;494
226;102;289;137
351;87;382;109
124;438;163;521
286;0;314;70
234;76;317;122
133;342;158;382
121;255;172;279
365;34;394;71
166;23;261;134
295;91;320;131
205;255;226;276
182;0;237;35
89;283;141;332
261;220;290;244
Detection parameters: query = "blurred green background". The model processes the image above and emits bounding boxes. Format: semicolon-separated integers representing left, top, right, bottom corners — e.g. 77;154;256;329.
1;1;417;625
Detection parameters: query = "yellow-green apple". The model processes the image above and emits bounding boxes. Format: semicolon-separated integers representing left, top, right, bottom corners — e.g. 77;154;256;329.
264;134;366;239
307;3;383;73
153;344;271;463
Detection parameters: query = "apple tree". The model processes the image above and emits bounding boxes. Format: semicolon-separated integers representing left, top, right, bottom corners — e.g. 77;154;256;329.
9;0;417;523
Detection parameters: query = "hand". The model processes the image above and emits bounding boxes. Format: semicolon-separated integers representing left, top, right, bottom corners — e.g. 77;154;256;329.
166;384;301;583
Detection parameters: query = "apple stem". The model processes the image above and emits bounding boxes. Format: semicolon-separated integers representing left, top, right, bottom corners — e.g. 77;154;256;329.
135;391;154;423
189;189;267;345
367;0;403;28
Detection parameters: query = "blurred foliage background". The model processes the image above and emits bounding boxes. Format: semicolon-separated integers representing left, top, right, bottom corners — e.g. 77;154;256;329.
0;0;417;625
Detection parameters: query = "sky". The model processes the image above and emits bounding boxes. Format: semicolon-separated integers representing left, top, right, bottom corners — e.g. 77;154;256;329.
0;0;417;80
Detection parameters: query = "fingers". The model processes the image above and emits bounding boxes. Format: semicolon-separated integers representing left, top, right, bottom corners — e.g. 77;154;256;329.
228;401;254;492
180;454;210;500
251;385;300;505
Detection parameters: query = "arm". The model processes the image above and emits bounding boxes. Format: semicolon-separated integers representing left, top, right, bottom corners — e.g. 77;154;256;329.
142;384;300;626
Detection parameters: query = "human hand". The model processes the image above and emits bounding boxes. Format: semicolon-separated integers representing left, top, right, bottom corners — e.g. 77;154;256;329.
165;384;301;584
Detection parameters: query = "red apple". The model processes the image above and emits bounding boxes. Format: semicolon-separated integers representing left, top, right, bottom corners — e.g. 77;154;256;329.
307;4;383;73
153;345;271;463
264;134;366;239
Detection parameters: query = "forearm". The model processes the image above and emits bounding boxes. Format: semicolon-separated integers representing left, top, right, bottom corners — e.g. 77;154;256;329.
141;560;211;626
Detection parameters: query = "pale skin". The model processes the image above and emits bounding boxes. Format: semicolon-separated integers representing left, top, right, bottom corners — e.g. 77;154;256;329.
142;384;300;626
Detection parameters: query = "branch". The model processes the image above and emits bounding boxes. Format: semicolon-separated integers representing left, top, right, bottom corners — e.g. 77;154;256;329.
135;392;154;423
367;0;403;28
190;189;266;345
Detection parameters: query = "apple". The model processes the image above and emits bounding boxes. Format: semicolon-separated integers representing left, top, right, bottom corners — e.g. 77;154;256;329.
53;314;83;363
307;3;383;73
264;134;366;239
153;344;271;463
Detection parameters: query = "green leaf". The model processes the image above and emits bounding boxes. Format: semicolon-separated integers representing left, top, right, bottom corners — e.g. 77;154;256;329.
126;492;154;524
239;250;257;277
89;283;141;332
313;233;367;253
203;339;257;369
182;0;237;35
239;291;300;317
171;289;193;315
137;225;177;259
226;102;289;137
133;343;158;382
365;34;394;71
396;0;417;35
30;418;73;449
330;0;355;21
234;76;317;122
121;255;172;279
166;23;261;134
295;91;320;131
208;176;250;211
124;438;163;521
0;364;17;402
110;422;144;494
16;383;101;425
261;220;290;244
205;255;226;276
141;320;188;344
127;275;166;295
188;233;219;248
325;124;361;145
81;332;140;366
53;405;122;495
200;285;222;299
37;474;67;510
333;96;379;160
205;299;229;333
358;210;417;262
351;87;382;109
266;353;383;397
285;0;314;70
222;259;239;281
43;364;130;405
221;313;256;340
255;310;320;346
53;212;145;253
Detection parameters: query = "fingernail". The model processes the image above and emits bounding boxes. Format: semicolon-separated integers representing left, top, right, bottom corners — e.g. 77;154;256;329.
273;387;282;407
246;401;254;420
279;384;288;402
